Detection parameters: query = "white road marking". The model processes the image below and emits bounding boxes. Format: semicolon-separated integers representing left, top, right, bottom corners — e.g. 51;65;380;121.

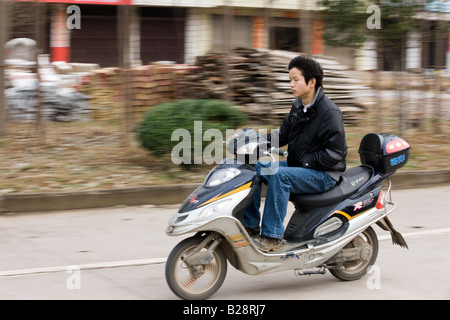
0;258;167;278
377;227;450;241
2;227;450;278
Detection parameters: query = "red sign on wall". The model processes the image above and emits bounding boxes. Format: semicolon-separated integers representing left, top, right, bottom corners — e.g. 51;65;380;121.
252;16;265;49
311;18;323;55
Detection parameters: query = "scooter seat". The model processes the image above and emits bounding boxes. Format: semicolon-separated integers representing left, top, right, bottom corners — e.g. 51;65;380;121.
290;165;373;206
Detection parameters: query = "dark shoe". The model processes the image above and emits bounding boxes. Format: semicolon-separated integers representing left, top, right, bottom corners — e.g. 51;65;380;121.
253;235;286;252
245;226;261;236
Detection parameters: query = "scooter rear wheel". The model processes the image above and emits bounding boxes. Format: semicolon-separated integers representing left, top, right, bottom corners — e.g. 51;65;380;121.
329;226;379;281
165;235;227;300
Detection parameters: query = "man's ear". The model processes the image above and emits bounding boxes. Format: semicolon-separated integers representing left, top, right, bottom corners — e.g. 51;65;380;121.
308;78;316;88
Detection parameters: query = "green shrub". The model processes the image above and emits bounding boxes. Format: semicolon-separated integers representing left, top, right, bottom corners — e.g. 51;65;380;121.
136;99;248;164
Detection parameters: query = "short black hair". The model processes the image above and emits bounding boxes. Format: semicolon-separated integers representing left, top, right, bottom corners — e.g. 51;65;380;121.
288;55;323;91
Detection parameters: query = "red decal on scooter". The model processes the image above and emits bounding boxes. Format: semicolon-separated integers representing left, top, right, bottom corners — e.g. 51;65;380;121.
353;202;363;211
189;194;199;203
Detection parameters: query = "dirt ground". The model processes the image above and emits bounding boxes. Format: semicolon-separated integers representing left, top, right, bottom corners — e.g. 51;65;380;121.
0;114;448;195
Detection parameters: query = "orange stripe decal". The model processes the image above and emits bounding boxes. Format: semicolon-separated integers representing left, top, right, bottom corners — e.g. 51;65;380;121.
330;209;368;221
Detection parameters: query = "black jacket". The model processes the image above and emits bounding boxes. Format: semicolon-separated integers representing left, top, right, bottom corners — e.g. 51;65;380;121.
277;89;347;178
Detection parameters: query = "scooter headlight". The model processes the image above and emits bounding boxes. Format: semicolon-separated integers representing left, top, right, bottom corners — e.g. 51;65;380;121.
199;199;231;218
206;168;241;187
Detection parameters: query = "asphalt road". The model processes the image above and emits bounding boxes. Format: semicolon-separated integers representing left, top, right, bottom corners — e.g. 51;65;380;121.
1;185;449;300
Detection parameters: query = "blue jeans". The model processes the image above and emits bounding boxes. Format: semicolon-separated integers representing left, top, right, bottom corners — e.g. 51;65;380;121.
243;161;337;239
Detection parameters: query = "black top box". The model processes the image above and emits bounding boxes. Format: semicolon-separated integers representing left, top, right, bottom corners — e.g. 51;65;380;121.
358;133;410;174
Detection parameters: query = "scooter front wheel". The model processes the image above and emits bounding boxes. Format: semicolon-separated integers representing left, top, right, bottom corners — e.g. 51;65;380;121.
165;235;227;300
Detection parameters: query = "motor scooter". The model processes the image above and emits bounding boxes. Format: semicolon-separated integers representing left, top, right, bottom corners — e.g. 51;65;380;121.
165;128;410;300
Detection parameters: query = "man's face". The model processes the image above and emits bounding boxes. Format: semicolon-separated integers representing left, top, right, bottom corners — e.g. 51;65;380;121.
289;67;316;102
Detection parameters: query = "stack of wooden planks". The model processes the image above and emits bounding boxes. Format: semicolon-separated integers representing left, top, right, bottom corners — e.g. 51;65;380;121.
80;63;194;121
181;48;369;124
129;64;175;116
80;67;122;121
267;50;369;124
80;48;370;124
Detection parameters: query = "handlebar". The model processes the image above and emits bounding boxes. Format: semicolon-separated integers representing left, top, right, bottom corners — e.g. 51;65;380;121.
271;147;288;158
224;128;287;163
263;147;288;162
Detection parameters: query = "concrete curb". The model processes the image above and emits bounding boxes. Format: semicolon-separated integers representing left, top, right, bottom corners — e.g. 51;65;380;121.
0;184;199;213
0;170;449;213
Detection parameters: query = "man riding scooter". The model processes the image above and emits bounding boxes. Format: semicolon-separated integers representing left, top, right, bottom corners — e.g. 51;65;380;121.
165;55;410;300
244;55;348;252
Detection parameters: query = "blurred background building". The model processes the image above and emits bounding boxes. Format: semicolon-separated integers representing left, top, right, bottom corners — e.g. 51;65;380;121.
0;0;448;190
4;0;450;72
